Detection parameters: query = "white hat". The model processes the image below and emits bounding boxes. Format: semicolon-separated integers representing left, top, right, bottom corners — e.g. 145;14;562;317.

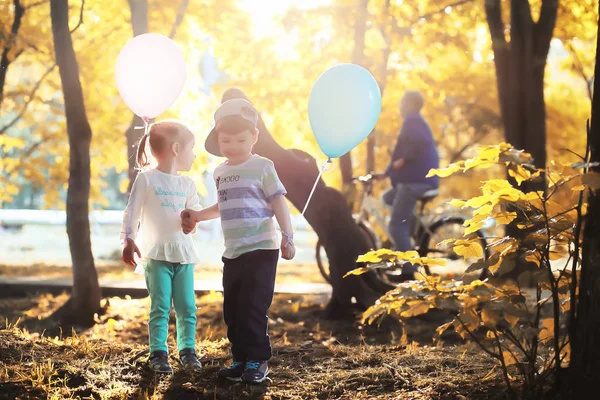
205;98;258;157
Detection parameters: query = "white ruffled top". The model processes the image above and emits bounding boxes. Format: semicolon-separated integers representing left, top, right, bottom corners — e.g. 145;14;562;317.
120;169;202;267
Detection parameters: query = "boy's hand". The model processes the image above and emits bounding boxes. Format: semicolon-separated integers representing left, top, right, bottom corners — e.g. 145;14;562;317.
281;235;296;260
122;239;141;267
181;209;198;234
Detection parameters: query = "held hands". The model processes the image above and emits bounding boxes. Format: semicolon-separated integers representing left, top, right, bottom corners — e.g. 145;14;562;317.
280;232;296;260
122;239;141;267
181;209;199;234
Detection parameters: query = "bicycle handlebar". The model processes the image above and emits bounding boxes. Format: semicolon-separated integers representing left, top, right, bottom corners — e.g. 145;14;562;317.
351;173;387;183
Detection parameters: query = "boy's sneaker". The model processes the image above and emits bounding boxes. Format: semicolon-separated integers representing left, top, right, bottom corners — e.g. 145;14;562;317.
217;361;245;382
179;348;202;370
242;360;269;384
149;350;173;374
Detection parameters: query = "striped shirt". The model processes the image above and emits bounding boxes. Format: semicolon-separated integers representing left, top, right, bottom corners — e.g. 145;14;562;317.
214;155;287;259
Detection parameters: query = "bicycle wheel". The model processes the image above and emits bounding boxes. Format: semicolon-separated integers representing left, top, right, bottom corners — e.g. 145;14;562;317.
418;217;490;283
316;222;378;284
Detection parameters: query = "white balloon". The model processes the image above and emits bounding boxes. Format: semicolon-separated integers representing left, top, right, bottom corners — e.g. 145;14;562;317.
115;33;186;119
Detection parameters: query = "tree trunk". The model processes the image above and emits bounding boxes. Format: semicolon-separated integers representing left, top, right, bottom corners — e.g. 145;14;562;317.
485;0;557;282
338;0;369;209
565;5;600;396
125;0;148;194
222;88;390;320
487;0;555;186
50;0;101;327
366;0;391;175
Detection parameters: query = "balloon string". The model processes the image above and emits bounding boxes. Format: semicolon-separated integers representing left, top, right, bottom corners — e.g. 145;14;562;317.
135;116;153;133
293;157;332;235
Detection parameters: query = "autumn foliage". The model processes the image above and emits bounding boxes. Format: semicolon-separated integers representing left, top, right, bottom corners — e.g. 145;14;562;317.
352;142;600;397
0;0;597;209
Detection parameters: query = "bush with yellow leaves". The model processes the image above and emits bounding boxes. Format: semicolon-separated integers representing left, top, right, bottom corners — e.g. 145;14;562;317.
349;142;600;398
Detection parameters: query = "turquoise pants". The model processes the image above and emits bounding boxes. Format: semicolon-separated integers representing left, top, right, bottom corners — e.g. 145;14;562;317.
145;260;197;354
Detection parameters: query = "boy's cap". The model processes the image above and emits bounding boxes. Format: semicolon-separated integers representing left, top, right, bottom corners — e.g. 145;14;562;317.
205;98;259;157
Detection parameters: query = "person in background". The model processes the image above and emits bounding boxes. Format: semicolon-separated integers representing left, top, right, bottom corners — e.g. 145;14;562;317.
384;90;440;281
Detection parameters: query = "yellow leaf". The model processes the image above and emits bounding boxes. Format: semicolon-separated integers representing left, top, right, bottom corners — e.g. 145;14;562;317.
539;318;555;342
494;211;517;225
454;241;484;259
473;203;494;217
418;257;447;267
571;185;586;192
508;164;532;185
524;250;541;267
427;162;464;178
0;136;25;150
482;179;513;195
582;172;600;190
344;267;370;277
494;187;523;202
502;351;519;366
395;250;420;260
481;307;499;328
505;313;520;327
521;191;544;203
464;220;486;235
449;199;467;208
548;171;565;188
400;301;431;318
119;178;129;194
464;195;492;209
6;183;20;196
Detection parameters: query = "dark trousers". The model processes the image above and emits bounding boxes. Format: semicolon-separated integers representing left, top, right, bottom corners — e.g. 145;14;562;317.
222;249;278;362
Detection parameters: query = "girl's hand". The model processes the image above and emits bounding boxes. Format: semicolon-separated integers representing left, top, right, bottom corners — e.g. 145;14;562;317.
281;235;296;260
122;239;141;267
181;209;198;234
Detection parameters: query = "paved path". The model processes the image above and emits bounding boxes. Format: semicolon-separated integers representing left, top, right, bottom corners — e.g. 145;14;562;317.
0;275;333;299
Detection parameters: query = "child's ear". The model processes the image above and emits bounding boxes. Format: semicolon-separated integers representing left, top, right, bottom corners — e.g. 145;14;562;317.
252;128;259;145
172;141;180;155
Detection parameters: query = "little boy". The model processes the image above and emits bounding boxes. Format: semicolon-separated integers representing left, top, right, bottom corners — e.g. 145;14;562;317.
181;98;295;383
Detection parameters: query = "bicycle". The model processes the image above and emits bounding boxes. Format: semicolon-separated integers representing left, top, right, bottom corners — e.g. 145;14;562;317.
316;173;490;285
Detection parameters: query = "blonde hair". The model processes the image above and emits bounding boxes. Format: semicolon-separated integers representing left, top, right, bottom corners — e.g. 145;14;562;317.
136;120;193;170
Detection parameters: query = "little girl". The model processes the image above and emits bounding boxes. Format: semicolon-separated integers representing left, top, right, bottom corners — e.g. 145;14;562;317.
121;120;202;373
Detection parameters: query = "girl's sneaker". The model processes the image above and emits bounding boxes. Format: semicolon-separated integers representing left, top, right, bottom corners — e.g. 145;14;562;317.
217;361;245;382
149;351;173;374
242;360;269;384
179;348;202;370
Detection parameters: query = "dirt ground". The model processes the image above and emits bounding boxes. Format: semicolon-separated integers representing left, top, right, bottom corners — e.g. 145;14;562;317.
0;283;511;400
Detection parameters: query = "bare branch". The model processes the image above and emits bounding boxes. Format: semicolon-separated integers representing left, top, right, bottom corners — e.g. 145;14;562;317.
565;42;593;101
24;0;49;10
416;0;475;22
169;0;190;39
0;63;58;136
448;130;491;163
1;0;25;105
69;0;85;34
391;0;476;38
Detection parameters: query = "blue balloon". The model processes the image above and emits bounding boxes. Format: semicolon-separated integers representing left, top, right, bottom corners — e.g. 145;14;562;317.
308;64;382;159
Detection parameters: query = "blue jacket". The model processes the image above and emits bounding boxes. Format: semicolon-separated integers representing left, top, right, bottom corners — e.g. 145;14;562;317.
385;113;439;187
